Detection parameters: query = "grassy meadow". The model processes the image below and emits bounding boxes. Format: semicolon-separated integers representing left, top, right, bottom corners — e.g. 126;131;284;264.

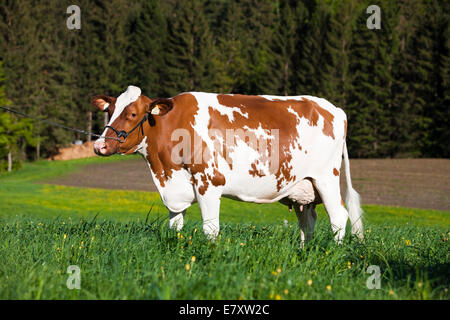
0;156;448;299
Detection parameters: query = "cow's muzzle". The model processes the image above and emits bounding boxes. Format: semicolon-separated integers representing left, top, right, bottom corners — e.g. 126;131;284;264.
94;139;109;156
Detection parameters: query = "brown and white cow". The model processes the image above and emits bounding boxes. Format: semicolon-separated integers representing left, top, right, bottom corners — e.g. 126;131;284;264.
91;85;363;244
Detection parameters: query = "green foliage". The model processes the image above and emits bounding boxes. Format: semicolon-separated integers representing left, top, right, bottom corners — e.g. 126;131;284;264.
0;113;35;170
0;61;34;171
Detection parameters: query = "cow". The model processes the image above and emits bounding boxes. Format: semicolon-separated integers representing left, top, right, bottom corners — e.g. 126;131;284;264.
91;85;363;245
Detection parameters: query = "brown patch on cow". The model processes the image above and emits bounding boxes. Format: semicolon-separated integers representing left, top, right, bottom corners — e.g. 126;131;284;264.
333;168;340;176
198;173;209;195
249;162;265;177
272;97;335;140
275;150;295;191
211;168;226;187
142;93;199;188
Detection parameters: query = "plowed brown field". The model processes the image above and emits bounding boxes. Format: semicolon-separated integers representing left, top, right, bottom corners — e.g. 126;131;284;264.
45;158;450;211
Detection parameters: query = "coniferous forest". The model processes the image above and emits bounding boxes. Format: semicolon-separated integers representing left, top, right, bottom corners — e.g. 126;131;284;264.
0;0;448;169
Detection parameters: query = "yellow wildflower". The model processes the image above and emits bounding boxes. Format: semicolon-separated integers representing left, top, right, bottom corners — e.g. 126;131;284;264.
307;279;313;286
185;264;190;271
326;285;332;291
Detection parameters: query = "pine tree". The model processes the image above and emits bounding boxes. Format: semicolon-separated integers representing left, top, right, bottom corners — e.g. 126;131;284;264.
272;0;302;95
210;1;248;93
390;0;424;157
292;1;330;96
163;0;218;96
420;0;449;157
320;0;358;108
126;0;167;97
72;0;135;138
234;0;281;94
347;0;398;157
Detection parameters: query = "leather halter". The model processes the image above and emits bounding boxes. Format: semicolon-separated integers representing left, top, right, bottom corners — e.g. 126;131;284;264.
103;113;153;143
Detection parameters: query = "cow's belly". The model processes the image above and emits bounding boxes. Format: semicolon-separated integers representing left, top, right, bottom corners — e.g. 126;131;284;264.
219;138;341;203
221;174;314;204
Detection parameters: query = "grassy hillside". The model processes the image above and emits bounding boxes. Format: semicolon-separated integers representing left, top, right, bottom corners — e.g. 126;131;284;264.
0;158;448;299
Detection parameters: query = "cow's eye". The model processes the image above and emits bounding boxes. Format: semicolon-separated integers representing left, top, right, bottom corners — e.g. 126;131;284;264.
131;113;137;118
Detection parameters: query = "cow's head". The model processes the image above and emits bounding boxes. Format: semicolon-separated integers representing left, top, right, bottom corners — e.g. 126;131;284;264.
91;85;173;156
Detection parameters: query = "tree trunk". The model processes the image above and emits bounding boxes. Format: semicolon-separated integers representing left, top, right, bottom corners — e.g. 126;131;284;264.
87;111;92;142
36;136;40;160
7;150;12;172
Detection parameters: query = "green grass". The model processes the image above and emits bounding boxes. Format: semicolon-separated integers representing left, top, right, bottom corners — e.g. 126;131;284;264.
0;157;448;299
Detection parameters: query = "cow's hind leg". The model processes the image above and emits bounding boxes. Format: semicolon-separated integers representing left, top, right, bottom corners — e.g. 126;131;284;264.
169;210;186;231
294;204;318;248
313;177;348;244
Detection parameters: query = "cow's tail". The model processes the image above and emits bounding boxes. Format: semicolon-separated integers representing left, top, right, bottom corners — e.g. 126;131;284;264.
343;141;364;240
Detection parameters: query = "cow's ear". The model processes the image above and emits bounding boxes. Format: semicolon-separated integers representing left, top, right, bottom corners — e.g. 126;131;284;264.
91;95;116;112
149;98;173;116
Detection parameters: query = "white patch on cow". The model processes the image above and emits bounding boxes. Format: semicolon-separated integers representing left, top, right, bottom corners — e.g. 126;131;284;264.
242;123;273;140
190;92;248;122
145;161;195;213
134;136;148;157
100;85;141;138
103;102;110;110
263;95;339;117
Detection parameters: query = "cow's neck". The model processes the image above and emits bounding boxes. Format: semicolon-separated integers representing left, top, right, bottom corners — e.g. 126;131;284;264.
140;119;184;188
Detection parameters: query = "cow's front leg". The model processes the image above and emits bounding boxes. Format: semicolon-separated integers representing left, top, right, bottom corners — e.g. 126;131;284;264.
195;186;223;241
169;210;186;231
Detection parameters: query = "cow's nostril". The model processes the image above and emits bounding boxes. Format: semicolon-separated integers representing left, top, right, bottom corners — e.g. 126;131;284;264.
94;140;107;151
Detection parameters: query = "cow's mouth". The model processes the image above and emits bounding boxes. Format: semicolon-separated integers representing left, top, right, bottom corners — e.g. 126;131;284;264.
97;145;108;155
93;139;116;156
